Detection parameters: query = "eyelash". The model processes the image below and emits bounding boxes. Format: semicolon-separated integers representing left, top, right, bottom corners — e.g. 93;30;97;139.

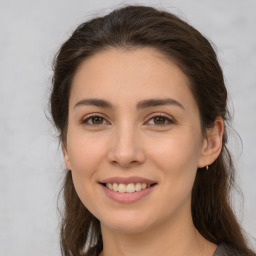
81;113;175;127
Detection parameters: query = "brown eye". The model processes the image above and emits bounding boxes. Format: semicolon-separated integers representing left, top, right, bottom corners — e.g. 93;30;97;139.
82;115;108;126
147;115;174;126
91;116;104;124
153;116;166;125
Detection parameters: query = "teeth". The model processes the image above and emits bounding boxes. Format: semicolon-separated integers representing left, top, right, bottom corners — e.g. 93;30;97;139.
118;184;126;193
141;183;147;189
127;183;135;193
113;183;118;192
106;183;113;190
135;183;142;191
106;182;151;193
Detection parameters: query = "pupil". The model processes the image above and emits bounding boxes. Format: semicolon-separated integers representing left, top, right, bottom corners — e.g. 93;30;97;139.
92;117;103;124
154;116;165;124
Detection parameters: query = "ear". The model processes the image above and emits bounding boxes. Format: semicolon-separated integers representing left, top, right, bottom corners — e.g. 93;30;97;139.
62;144;72;170
198;117;224;168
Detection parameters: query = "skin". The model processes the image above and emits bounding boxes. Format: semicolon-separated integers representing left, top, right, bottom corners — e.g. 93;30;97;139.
63;47;224;256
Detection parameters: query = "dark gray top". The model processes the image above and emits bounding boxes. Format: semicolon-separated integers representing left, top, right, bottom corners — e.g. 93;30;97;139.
213;243;244;256
213;243;229;256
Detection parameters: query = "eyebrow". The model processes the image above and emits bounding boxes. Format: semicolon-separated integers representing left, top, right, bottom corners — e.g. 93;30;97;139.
73;98;184;110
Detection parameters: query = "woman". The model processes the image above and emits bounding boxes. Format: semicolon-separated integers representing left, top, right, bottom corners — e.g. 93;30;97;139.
50;5;255;256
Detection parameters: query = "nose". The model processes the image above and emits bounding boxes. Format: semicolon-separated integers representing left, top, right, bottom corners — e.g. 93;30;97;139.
107;125;146;168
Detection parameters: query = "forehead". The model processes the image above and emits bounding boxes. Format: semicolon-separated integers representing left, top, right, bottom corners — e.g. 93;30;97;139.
70;47;197;111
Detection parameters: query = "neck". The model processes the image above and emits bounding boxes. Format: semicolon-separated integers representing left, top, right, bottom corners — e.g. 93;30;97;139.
99;207;216;256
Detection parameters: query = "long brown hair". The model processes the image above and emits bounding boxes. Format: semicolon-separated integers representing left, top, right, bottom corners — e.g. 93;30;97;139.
50;5;255;256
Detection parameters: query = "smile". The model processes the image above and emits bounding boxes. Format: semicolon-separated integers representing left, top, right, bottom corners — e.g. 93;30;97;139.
105;183;152;193
99;176;157;203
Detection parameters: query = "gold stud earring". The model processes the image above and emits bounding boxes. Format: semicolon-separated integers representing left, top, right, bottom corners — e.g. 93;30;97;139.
206;165;209;170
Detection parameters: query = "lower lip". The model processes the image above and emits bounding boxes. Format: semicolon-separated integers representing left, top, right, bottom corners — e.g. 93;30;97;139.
101;184;156;203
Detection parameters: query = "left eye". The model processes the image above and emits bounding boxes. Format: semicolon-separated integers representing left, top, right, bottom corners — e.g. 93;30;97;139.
147;115;174;126
82;115;108;125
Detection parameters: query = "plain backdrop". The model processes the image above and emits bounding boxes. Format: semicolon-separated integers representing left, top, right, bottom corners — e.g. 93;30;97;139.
0;0;255;255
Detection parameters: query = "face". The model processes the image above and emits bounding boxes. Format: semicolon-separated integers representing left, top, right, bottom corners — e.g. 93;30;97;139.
63;47;210;234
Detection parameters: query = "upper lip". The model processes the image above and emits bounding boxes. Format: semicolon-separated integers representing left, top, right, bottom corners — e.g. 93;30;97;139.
100;176;157;185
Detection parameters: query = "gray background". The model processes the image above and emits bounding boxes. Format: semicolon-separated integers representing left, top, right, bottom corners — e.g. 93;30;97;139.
0;0;255;255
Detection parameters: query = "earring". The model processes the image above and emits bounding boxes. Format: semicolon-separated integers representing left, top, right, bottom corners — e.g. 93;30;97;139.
206;165;209;170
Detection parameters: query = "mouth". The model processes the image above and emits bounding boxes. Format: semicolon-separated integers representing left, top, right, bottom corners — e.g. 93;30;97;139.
99;177;157;203
100;182;157;193
99;176;158;194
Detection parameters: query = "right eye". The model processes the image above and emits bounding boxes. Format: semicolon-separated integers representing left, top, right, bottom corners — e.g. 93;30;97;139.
81;114;108;126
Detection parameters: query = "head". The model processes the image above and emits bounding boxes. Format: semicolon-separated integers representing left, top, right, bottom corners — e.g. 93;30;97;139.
50;5;251;256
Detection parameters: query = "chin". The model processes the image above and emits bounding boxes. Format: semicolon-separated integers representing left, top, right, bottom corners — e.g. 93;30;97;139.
100;210;156;234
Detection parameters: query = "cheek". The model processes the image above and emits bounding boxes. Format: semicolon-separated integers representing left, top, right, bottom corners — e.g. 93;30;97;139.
67;132;106;176
66;132;108;214
147;131;202;201
149;131;202;172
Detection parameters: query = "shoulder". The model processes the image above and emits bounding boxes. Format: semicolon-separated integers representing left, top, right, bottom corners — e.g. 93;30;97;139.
213;243;255;256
